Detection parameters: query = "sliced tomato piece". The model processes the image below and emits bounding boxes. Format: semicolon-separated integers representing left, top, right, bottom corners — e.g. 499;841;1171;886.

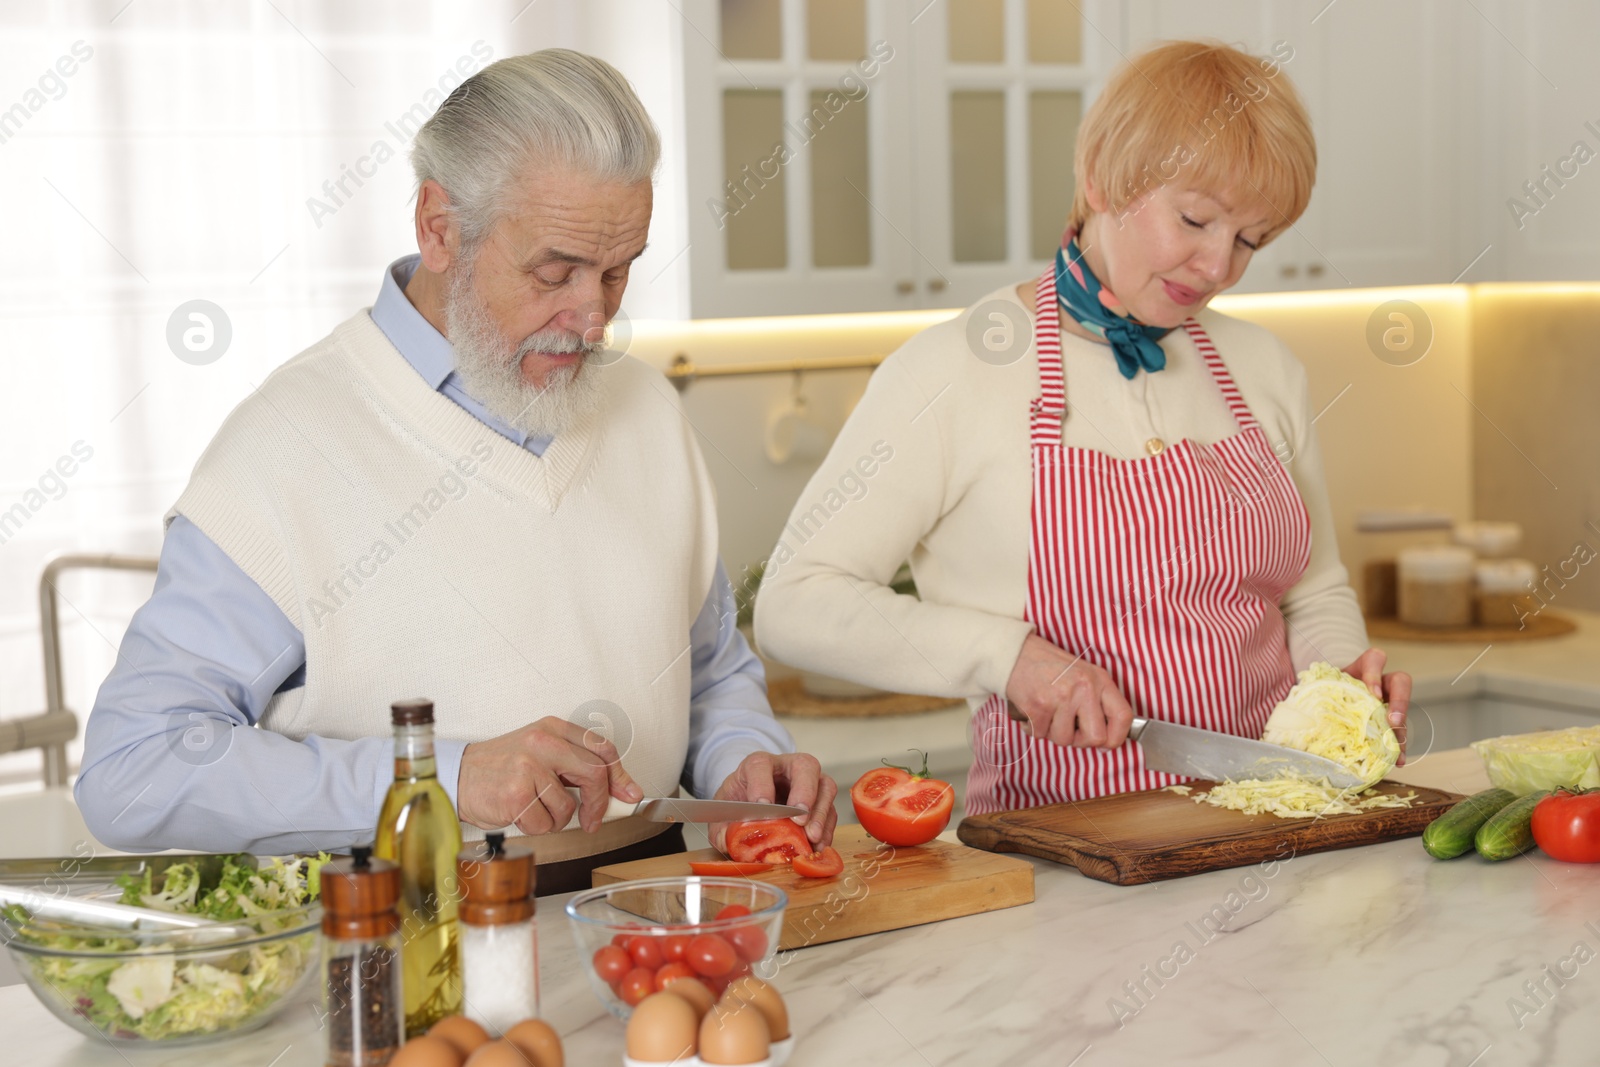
791;845;844;878
689;860;779;877
725;819;812;865
851;751;955;847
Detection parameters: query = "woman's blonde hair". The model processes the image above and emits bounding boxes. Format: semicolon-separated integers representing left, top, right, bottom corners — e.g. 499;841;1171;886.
1068;40;1315;244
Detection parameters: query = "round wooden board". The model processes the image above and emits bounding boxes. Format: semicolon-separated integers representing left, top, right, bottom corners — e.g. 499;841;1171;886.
1366;611;1577;643
766;676;965;719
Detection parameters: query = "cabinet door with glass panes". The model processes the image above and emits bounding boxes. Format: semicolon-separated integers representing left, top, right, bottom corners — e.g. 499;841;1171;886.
908;0;1120;309
682;0;1118;316
682;0;919;318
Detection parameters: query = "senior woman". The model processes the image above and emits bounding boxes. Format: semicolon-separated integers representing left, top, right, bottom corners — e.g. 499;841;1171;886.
754;41;1410;815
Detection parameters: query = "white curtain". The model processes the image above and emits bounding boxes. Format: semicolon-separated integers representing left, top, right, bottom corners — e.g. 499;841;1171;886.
0;0;690;788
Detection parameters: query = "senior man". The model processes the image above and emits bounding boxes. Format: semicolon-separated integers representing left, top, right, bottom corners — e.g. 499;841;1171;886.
76;49;836;891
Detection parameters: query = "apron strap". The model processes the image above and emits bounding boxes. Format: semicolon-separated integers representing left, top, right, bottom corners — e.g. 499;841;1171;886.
1178;320;1257;433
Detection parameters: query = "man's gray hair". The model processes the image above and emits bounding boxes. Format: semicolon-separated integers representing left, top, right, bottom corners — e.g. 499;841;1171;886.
410;48;660;251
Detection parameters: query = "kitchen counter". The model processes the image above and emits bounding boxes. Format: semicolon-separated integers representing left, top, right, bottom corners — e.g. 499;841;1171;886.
7;749;1599;1066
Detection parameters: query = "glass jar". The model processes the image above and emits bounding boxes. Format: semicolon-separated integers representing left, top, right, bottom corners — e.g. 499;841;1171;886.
321;847;403;1067
457;833;538;1033
1475;558;1538;627
1398;545;1475;628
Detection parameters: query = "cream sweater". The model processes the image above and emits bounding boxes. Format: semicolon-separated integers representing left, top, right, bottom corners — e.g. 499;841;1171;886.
754;284;1369;703
168;312;719;861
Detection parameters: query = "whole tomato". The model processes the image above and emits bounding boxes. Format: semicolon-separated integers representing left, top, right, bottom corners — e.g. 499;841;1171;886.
1531;788;1600;863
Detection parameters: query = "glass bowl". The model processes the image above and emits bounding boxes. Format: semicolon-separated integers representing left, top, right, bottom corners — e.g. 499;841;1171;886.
566;877;787;1020
1;901;321;1046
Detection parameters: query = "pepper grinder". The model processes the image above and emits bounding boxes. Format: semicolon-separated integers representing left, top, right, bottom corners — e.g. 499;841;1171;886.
456;832;539;1033
321;845;404;1067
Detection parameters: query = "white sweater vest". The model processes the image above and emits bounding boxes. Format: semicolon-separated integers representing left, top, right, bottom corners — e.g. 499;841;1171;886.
167;311;718;860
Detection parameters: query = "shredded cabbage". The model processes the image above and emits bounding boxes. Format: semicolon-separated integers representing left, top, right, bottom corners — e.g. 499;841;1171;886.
1195;777;1417;819
1260;661;1400;787
1471;726;1600;795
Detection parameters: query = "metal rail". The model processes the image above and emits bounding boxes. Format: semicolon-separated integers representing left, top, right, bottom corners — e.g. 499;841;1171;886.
665;351;885;391
14;553;159;787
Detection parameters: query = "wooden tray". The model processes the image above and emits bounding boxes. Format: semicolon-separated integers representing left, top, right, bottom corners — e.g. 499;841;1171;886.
765;676;964;719
957;780;1463;886
591;824;1034;950
1366;611;1576;643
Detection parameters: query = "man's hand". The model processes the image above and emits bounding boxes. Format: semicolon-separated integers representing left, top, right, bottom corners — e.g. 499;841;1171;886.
709;752;838;855
1342;647;1411;764
1004;634;1135;748
457;717;642;835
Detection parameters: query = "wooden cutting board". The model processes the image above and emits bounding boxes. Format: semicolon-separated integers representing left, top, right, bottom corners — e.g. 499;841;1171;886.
957;779;1463;886
591;823;1034;950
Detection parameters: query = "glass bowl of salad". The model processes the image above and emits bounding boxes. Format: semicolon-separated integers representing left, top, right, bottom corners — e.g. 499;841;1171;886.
0;853;326;1046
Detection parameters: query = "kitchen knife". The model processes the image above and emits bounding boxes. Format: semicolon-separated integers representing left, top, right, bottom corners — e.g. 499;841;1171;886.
563;792;810;828
1004;703;1365;788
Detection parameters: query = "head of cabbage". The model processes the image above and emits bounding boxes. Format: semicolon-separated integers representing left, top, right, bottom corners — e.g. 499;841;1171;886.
1261;662;1400;787
1471;727;1600;795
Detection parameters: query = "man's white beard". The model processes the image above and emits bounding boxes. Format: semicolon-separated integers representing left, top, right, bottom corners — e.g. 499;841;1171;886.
443;260;605;439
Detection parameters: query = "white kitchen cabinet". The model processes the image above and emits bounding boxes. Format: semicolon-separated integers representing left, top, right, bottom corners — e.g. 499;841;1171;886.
680;0;1121;317
1468;0;1600;281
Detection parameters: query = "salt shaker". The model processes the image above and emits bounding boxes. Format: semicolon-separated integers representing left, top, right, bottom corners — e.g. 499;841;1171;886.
322;845;404;1067
456;832;539;1032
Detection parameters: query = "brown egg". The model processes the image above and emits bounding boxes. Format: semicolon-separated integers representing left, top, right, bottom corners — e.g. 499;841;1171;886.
389;1035;465;1067
463;1040;535;1067
502;1018;564;1067
626;992;700;1063
660;975;716;1020
430;1016;491;1059
722;976;790;1041
699;998;771;1065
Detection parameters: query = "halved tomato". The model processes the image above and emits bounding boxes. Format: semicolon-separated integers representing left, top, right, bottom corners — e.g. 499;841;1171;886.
689;860;780;877
725;819;812;864
851;750;954;847
791;846;844;878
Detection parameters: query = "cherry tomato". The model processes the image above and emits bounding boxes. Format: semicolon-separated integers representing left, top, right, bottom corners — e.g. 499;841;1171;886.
726;819;812;864
717;904;752;920
689;860;781;877
611;932;632;947
593;944;631;985
1532;788;1600;863
661;933;692;963
724;923;768;962
655;961;697;987
627;935;664;971
792;846;844;878
686;933;738;977
851;751;954;847
619;966;655;1006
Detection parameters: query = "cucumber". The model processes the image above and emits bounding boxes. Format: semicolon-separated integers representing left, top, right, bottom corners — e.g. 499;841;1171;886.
1422;788;1518;859
1474;790;1552;861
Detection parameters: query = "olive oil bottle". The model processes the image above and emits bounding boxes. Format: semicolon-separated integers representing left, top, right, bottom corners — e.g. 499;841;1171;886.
374;699;463;1037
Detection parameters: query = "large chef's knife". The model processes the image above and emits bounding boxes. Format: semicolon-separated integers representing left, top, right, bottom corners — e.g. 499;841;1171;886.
1005;704;1365;788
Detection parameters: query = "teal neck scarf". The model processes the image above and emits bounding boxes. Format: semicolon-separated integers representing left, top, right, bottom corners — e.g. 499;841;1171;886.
1054;231;1174;380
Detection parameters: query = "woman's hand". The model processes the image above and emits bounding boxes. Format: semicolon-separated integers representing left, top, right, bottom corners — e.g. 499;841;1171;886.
1342;647;1411;763
1004;634;1135;748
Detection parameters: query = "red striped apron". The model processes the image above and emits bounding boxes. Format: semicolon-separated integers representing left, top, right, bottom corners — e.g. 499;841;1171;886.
966;271;1313;815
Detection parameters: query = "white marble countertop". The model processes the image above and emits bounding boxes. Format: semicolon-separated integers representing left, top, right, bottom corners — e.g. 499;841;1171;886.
8;748;1600;1066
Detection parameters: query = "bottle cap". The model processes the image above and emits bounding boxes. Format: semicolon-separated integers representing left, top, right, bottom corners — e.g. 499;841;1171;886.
321;845;403;940
457;832;536;925
390;699;435;726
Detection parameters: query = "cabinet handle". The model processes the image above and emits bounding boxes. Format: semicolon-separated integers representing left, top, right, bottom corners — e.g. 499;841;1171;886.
896;279;915;294
927;277;948;292
1307;263;1325;278
1279;264;1300;278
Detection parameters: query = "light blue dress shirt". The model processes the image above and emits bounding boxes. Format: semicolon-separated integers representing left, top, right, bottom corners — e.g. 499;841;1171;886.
74;255;792;854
